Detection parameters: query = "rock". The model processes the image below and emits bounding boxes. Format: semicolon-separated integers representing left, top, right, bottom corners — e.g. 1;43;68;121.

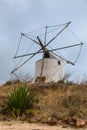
57;119;63;125
64;118;77;126
64;118;76;125
65;118;86;128
29;117;41;123
47;117;57;125
76;119;85;128
62;124;68;128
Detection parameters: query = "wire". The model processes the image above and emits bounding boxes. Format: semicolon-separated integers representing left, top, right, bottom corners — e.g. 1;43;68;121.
45;21;71;28
25;22;70;38
67;27;82;42
49;45;65;58
48;45;74;65
12;52;36;73
67;27;84;64
25;26;45;35
74;44;83;64
26;34;37;38
25;22;69;35
13;42;35;70
12;21;84;80
38;22;70;38
45;22;71;48
49;44;83;65
12;72;25;82
15;34;22;57
38;26;62;38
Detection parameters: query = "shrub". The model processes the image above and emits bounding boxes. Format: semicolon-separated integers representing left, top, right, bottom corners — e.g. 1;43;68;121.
25;109;35;118
5;84;35;117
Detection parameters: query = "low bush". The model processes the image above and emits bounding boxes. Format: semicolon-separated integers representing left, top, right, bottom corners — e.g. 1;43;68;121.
5;84;35;117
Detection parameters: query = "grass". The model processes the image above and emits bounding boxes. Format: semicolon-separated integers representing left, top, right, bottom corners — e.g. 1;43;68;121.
3;84;35;117
0;82;86;124
32;83;87;122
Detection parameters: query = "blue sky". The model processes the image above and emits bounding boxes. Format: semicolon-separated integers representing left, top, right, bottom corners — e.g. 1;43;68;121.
0;0;87;84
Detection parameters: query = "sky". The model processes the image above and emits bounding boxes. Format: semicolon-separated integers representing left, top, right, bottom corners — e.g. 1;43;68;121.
0;0;87;84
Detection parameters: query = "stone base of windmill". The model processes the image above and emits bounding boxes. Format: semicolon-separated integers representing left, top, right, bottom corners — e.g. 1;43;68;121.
35;76;46;83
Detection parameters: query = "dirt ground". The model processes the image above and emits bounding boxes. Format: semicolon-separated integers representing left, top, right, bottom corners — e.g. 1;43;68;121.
0;121;87;130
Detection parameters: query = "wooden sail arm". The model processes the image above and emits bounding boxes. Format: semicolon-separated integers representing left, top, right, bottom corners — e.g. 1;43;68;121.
37;36;46;52
48;42;84;52
21;33;40;45
50;51;75;65
14;51;43;58
14;42;83;58
44;21;71;48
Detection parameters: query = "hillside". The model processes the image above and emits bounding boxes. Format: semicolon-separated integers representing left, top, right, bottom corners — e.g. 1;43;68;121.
0;81;87;127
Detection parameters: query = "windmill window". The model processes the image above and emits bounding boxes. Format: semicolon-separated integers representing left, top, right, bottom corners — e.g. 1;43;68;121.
58;61;61;65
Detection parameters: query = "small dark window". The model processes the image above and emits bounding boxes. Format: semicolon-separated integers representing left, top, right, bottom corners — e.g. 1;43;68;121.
58;61;61;65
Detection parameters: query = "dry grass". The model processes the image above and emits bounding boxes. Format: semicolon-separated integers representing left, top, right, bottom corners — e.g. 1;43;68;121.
0;82;87;125
27;83;87;123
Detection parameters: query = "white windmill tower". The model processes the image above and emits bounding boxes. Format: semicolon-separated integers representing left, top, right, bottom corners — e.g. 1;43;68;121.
34;37;65;83
11;21;84;83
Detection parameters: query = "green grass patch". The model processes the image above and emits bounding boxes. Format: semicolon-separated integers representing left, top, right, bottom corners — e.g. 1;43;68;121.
5;84;35;117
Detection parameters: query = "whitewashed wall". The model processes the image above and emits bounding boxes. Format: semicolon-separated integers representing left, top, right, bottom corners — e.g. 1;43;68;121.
34;58;64;83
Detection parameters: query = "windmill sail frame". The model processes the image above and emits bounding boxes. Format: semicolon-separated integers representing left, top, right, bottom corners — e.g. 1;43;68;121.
11;21;84;82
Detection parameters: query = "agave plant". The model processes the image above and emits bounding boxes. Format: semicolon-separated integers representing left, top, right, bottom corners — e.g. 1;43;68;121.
5;84;35;116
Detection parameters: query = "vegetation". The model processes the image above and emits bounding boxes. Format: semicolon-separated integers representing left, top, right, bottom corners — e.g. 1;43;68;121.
31;83;87;123
0;81;86;127
5;84;35;117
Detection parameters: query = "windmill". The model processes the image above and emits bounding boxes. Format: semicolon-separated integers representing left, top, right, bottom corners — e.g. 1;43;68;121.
11;21;84;83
